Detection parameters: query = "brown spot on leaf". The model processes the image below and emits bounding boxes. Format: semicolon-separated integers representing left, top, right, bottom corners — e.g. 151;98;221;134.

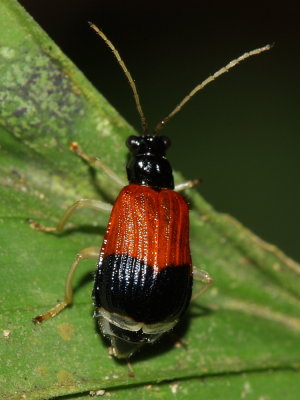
36;365;48;377
57;370;76;385
57;322;74;341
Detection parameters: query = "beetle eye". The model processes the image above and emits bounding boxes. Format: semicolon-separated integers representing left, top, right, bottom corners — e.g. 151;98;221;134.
160;136;171;150
126;136;140;151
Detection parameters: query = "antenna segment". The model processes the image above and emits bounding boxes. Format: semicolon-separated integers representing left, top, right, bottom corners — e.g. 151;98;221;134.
89;22;149;135
153;44;272;135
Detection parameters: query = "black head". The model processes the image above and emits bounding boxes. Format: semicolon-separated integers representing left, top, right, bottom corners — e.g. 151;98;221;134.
126;135;174;190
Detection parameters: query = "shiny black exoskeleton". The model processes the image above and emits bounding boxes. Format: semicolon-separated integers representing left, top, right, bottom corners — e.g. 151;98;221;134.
126;135;174;190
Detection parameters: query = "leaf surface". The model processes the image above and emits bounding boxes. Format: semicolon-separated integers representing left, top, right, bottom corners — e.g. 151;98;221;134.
0;1;300;399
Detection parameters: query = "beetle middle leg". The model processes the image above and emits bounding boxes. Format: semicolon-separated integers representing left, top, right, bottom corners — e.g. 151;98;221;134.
33;246;100;323
175;179;201;192
30;198;112;232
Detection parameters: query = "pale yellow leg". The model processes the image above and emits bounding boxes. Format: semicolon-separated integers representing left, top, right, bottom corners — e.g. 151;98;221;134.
192;267;213;300
175;179;201;192
127;360;135;378
30;199;112;232
70;141;126;187
33;246;100;323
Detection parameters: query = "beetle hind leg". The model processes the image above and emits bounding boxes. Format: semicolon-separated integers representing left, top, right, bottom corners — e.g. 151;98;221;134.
192;267;213;300
33;246;100;323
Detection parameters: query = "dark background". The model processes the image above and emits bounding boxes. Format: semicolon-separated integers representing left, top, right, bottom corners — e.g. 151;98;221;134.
18;1;300;261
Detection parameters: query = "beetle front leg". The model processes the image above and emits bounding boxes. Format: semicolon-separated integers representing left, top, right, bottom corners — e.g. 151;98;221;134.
70;141;126;187
33;246;100;323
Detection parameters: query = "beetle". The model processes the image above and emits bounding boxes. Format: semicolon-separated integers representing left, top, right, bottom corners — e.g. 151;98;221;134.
32;23;271;362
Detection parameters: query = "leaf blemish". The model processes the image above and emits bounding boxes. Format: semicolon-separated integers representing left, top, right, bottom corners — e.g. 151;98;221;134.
0;47;85;148
57;322;75;341
36;365;48;377
0;47;15;59
57;370;76;385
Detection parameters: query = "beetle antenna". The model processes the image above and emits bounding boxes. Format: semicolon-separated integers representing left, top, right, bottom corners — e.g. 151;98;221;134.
89;22;149;135
152;43;272;135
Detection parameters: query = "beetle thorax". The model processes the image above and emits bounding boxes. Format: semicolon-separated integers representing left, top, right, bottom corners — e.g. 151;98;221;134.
126;135;174;190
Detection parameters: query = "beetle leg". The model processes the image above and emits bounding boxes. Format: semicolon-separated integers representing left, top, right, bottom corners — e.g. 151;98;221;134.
70;141;126;187
127;360;135;378
30;198;112;232
33;246;100;323
174;179;201;192
192;267;213;300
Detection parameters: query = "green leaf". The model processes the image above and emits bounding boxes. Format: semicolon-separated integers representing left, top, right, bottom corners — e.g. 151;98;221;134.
1;1;300;399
